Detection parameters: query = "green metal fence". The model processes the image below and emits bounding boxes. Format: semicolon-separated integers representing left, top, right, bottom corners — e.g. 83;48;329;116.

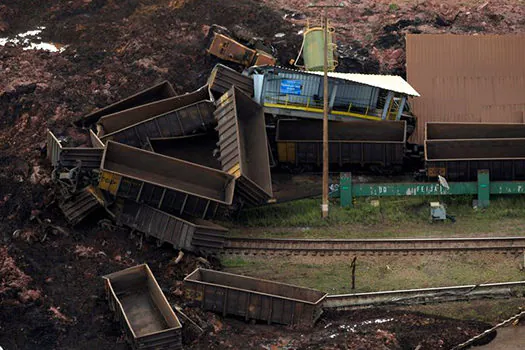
331;170;525;208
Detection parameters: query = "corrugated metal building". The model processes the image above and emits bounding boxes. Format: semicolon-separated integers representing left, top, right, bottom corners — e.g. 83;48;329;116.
406;34;525;144
249;66;419;122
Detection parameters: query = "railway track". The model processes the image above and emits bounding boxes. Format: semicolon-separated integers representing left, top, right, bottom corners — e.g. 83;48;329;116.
222;237;525;256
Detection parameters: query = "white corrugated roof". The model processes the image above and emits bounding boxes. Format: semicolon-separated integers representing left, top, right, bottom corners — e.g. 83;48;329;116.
309;71;420;97
257;66;420;97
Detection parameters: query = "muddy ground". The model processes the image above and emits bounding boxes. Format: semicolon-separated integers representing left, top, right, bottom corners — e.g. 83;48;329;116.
1;0;525;349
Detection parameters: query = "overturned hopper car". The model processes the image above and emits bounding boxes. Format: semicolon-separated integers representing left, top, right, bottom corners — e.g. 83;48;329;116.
184;268;327;327
208;64;254;99
77;81;176;127
103;264;182;350
214;86;273;207
97;85;212;138
47;129;104;170
98;141;235;219
117;200;228;252
147;133;222;170
276;119;406;168
425;122;525;180
99;101;216;149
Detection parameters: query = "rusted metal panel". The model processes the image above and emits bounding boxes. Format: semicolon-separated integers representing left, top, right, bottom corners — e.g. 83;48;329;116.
276;119;406;166
426;139;525;160
426;160;525;181
426;122;525;140
58;186;104;226
184;268;327;326
100;101;216;149
208;64;254;99
103;264;182;350
99;141;235;219
148;133;221;170
118;201;227;252
406;34;525;144
46;130;104;169
214;87;273;207
77;81;176;127
424;122;525;180
97;85;212;137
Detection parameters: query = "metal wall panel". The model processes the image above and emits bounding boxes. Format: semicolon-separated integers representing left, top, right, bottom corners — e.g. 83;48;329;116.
101;101;216;148
103;264;182;350
97;85;211;136
118;201;227;251
208;64;254;99
406;34;525;144
46;130;103;169
214;87;273;206
184;268;327;326
99;141;235;218
261;70;379;109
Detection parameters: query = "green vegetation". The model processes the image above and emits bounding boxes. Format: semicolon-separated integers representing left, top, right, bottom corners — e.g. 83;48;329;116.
388;3;400;12
222;254;525;294
226;195;525;239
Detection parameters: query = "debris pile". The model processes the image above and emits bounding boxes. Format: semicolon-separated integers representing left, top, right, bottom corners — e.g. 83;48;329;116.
46;64;273;254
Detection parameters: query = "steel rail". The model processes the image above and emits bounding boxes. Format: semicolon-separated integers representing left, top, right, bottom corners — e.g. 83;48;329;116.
222;236;525;255
324;281;525;309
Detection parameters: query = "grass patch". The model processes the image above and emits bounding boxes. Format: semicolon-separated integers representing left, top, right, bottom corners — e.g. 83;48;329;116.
220;256;262;268
228;195;525;239
222;254;525;294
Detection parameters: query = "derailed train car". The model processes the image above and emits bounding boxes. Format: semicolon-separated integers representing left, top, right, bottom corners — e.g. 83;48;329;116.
117;200;228;252
214;86;273;207
276;119;407;169
99;101;216;149
208;64;254;99
77;81;177;127
104;264;182;350
425;122;525;181
96;85;213;139
98;141;235;219
184;268;327;327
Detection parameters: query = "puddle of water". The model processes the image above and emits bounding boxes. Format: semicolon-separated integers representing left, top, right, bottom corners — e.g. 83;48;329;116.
0;27;66;53
338;318;395;334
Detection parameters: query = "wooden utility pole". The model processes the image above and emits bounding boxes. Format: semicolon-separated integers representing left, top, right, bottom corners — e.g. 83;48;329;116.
307;2;343;218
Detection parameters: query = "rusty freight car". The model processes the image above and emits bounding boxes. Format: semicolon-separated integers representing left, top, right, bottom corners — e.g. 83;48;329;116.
425;122;525;180
98;141;235;219
77;81;176;126
208;64;254;99
214;86;273;207
99;101;216;149
147;133;221;170
276;119;406;169
184;268;327;327
96;85;213;138
117;201;228;252
47;129;104;170
104;264;182;350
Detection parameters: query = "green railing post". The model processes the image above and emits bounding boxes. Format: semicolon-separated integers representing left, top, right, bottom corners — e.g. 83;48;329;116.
340;172;352;208
477;169;490;208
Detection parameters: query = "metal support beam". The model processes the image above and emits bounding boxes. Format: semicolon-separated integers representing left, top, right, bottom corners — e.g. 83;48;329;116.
340;172;352;208
395;96;407;121
328;84;338;110
381;91;394;120
477;170;490;208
